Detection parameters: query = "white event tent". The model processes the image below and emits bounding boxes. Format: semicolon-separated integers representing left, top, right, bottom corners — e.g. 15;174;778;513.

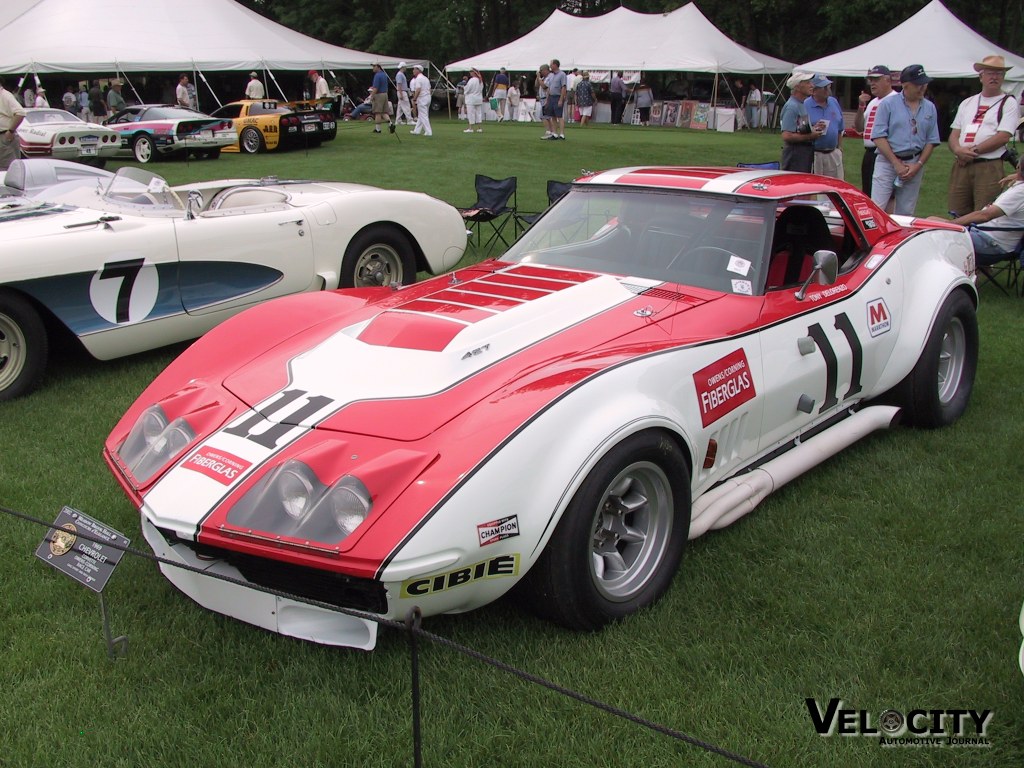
446;4;793;76
798;0;1024;83
0;0;419;74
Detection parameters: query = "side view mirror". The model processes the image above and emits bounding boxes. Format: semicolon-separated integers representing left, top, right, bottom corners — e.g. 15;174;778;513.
185;189;203;220
795;250;839;300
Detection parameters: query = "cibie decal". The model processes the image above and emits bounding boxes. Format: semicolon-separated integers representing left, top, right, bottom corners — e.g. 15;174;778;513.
182;446;252;486
400;554;520;598
477;515;520;547
866;298;892;337
693;349;756;428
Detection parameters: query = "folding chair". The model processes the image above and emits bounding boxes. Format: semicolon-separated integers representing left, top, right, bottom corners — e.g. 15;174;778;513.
737;161;781;170
515;179;572;232
973;225;1024;296
458;175;517;256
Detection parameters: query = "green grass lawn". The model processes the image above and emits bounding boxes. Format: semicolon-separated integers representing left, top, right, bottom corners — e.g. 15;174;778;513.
1;119;1023;767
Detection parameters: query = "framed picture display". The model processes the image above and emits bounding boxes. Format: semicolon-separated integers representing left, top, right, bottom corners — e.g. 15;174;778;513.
690;102;711;130
662;100;680;127
679;100;698;128
651;101;664;123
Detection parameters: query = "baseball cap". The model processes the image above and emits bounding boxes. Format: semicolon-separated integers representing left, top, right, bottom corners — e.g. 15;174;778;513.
786;71;813;89
810;74;832;88
900;64;932;85
866;65;891;78
412;64;423;71
398;61;407;68
307;69;318;77
249;71;258;77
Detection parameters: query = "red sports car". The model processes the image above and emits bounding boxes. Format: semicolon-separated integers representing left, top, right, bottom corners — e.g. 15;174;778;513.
105;167;978;649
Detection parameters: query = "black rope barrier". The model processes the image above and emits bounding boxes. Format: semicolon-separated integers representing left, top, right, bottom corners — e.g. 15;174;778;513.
4;503;770;768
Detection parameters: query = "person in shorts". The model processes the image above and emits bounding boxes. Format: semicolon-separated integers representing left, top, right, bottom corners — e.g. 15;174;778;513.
542;59;567;140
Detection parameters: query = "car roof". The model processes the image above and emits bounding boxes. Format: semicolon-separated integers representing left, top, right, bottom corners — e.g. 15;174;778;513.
575;166;863;201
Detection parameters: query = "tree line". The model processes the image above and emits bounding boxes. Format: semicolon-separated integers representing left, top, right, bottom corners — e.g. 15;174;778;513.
238;0;1021;73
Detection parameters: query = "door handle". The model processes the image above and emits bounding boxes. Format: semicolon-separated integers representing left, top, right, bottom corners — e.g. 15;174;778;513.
279;218;305;236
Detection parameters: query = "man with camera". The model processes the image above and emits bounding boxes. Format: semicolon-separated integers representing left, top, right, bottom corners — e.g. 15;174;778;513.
947;55;1020;215
779;72;825;172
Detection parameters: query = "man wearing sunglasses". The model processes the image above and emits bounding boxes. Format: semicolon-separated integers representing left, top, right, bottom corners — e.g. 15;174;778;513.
870;64;940;215
854;65;896;196
948;55;1020;216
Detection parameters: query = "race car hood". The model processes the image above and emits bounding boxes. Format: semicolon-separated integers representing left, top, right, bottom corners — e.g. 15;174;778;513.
222;265;670;441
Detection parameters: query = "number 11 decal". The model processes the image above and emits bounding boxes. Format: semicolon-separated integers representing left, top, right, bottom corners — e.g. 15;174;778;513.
807;312;863;413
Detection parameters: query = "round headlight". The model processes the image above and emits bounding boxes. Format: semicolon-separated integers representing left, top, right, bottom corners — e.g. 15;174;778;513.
326;476;371;536
278;468;313;520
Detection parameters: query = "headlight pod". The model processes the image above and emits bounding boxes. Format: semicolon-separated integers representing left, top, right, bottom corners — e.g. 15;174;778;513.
118;405;196;484
227;460;371;544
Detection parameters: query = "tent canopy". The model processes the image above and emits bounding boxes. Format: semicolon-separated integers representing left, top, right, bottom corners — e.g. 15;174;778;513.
0;0;421;74
446;4;792;75
798;0;1024;81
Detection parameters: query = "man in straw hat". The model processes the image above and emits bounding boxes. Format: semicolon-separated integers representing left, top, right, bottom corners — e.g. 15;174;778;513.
947;54;1020;214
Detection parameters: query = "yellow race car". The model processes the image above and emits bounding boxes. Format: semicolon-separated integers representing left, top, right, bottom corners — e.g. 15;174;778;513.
210;100;337;154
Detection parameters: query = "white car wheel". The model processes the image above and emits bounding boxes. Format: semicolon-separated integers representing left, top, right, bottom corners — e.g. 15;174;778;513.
0;291;48;401
132;134;155;164
240;127;264;154
341;225;416;288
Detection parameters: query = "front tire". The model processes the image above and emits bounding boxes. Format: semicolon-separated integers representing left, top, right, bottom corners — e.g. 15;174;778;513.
341;225;416;288
240;127;264;154
132;134;155;163
524;431;691;631
0;291;48;401
897;290;978;428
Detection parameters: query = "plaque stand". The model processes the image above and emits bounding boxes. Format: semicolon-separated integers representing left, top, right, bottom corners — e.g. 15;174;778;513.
100;592;129;659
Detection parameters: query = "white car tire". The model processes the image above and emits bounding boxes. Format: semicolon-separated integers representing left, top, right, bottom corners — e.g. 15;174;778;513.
0;290;48;401
341;225;416;288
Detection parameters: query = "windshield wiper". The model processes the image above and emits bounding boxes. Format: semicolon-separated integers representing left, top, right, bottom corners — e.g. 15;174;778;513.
64;215;121;229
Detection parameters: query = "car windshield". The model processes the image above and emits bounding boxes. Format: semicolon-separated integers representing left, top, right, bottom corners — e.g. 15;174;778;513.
102;167;182;210
502;187;773;295
25;109;81;124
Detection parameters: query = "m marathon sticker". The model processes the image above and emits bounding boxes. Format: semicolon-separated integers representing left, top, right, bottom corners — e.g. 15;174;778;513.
693;349;756;427
35;507;130;593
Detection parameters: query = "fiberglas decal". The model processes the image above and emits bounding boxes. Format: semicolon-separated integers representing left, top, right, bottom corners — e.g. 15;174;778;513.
182;446;252;486
693;349;756;428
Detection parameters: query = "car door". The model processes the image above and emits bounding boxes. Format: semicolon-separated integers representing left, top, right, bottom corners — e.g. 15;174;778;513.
172;196;316;317
755;195;904;453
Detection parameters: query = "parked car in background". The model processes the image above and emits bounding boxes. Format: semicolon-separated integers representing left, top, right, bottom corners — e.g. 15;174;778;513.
0;159;467;400
105;105;237;163
209;99;337;154
16;108;120;166
102;166;978;650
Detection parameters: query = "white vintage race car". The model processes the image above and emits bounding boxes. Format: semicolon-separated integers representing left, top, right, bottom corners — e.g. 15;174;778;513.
105;166;978;650
0;159;467;400
17;108;121;166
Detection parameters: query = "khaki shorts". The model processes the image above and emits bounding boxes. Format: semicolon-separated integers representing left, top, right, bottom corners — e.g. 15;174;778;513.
371;93;388;114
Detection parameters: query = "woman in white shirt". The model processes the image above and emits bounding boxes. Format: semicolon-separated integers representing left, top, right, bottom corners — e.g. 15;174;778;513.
463;69;484;133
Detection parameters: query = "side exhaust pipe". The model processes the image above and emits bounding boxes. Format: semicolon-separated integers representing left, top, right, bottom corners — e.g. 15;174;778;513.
689;405;901;539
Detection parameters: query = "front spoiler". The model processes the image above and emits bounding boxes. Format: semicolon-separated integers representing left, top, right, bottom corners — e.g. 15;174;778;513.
141;516;379;650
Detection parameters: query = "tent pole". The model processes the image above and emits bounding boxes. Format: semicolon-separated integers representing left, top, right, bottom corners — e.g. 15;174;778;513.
117;64;142;105
195;67;222;110
266;69;287;101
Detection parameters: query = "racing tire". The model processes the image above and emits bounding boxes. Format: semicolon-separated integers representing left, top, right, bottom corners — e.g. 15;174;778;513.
896;290;978;429
132;134;156;164
240;127;264;154
202;148;221;160
341;225;416;288
524;431;691;631
0;290;48;402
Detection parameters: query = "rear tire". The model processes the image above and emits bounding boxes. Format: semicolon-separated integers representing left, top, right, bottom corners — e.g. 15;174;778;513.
524;431;690;631
896;291;977;428
0;290;48;401
132;134;155;163
240;127;264;154
341;225;416;288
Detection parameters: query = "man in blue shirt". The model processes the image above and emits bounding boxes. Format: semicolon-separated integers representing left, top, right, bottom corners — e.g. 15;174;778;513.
779;72;825;172
369;63;390;134
805;74;845;179
870;64;941;216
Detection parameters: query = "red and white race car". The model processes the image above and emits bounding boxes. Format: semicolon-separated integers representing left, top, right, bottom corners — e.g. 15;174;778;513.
105;166;978;650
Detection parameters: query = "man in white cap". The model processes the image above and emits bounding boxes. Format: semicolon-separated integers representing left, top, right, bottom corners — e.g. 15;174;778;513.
409;64;432;137
394;63;412;125
854;65;895;196
779;72;824;172
947;54;1020;214
245;71;265;100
